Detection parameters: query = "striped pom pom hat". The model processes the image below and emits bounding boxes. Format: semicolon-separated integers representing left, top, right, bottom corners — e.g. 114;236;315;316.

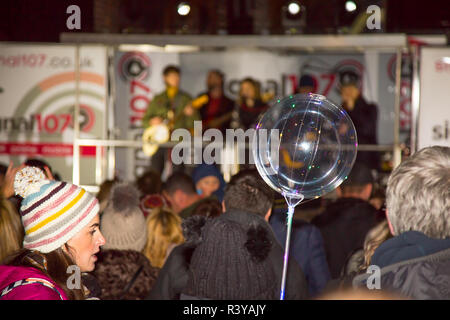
14;166;99;253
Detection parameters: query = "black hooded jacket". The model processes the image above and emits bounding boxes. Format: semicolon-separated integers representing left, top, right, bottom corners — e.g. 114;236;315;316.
312;197;383;279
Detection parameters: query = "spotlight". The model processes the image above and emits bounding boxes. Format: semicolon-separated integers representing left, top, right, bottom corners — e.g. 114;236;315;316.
177;2;190;16
287;2;301;15
345;1;357;13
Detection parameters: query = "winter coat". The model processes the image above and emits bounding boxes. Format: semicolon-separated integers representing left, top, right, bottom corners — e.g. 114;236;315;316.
311;197;382;279
353;231;450;299
270;212;331;297
148;210;310;300
93;249;159;300
0;266;67;300
147;243;195;300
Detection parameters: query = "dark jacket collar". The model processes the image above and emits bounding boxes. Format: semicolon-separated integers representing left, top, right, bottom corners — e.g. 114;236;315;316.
371;230;450;269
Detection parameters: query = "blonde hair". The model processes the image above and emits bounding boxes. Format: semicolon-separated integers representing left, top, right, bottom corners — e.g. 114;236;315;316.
0;198;24;263
143;208;184;268
362;220;392;270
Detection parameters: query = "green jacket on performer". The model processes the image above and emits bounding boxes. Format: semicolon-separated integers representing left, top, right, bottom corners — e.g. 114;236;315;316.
142;89;200;131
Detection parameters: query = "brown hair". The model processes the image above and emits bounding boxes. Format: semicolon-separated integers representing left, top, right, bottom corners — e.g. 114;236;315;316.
0;198;24;263
238;77;261;104
192;198;222;218
3;247;86;300
143;208;184;268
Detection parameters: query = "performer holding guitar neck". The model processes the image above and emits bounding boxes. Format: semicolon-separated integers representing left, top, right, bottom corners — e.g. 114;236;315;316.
142;65;200;173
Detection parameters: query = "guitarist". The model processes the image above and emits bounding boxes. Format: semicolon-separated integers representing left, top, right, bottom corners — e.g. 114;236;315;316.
142;65;200;173
195;69;235;134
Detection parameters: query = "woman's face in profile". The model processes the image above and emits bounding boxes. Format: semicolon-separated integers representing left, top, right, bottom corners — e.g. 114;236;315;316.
65;214;106;272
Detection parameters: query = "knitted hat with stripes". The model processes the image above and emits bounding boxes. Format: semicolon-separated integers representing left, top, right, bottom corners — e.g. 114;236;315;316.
14;166;99;253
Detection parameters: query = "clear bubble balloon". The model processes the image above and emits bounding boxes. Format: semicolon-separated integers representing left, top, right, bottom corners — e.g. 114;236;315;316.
252;93;358;202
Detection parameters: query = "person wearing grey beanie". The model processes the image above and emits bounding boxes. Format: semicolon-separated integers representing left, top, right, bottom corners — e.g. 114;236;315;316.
93;183;159;300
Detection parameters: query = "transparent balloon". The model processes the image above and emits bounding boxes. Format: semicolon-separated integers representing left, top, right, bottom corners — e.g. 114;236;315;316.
252;93;358;203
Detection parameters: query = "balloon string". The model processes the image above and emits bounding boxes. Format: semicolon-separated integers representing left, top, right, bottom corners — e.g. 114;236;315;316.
280;205;295;300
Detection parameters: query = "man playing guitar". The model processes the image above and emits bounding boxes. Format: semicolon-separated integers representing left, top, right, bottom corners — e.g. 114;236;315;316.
142;65;200;173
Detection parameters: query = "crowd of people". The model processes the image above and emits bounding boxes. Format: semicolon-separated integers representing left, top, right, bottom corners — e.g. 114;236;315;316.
0;143;448;300
0;64;448;300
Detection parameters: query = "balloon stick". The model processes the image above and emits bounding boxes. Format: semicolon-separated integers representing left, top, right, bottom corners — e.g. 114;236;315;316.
280;194;304;300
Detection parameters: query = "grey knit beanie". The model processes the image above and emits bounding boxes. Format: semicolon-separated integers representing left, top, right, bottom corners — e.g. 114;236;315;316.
100;183;147;252
183;217;275;300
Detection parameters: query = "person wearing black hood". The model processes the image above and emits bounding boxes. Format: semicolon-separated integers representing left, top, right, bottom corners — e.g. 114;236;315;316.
312;162;384;279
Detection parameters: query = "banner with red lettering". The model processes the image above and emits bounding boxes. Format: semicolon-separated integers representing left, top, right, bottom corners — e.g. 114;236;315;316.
0;44;107;184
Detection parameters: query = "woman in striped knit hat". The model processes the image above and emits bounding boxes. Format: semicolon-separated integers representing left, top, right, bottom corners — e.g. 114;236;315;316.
0;166;106;300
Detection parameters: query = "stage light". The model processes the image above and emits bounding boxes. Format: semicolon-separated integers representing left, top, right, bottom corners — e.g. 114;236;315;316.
345;1;357;12
177;2;191;16
287;2;301;15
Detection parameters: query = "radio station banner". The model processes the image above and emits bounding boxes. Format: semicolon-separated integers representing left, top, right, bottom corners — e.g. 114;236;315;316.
0;44;107;184
418;47;450;149
113;50;179;181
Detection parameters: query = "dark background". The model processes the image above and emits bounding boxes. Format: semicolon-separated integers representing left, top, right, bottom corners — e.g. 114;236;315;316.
0;0;449;42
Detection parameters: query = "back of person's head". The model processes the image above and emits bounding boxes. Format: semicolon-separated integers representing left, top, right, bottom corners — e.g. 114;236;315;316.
101;183;147;252
163;65;180;76
24;158;60;180
192;197;222;218
223;169;274;217
338;162;374;199
386;146;450;238
135;170;162;196
162;172;197;196
0;198;24;263
143;207;184;268
182;217;275;299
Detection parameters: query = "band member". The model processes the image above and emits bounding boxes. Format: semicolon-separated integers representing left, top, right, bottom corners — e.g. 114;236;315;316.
232;77;268;131
195;69;235;134
142;65;200;174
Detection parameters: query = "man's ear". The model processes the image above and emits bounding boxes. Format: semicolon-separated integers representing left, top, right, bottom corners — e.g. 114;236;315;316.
221;200;226;213
264;207;272;222
362;183;373;201
386;209;395;236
